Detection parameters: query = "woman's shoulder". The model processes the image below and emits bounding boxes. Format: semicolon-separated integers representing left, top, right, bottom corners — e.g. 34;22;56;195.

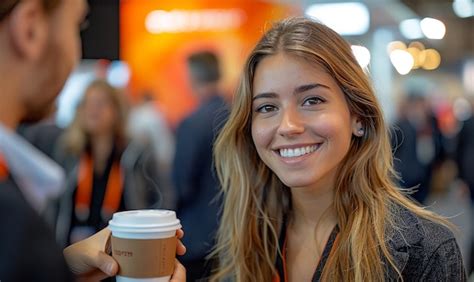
388;204;456;250
386;204;466;280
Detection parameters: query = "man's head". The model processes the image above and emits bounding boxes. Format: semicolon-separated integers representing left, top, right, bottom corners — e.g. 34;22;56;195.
0;0;87;124
186;51;221;100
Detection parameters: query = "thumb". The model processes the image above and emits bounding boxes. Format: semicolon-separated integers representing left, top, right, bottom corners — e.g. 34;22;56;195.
91;251;119;277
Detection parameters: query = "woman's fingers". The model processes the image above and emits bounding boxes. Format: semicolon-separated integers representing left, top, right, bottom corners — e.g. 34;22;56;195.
170;259;186;282
176;240;186;256
176;229;186;256
176;229;184;239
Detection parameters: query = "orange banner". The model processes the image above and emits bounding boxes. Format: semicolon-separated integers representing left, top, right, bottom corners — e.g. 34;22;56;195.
120;0;299;127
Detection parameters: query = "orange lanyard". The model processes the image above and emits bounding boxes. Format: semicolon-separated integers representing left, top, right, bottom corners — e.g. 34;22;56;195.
272;235;289;282
0;151;8;180
75;153;124;221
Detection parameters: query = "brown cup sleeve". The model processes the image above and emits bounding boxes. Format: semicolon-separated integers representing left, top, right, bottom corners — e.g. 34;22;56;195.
112;236;177;278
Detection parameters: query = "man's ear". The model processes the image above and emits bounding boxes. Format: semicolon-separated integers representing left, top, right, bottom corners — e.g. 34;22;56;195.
7;0;48;60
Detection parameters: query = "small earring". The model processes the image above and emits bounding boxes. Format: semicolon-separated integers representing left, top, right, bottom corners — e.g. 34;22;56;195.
357;128;364;136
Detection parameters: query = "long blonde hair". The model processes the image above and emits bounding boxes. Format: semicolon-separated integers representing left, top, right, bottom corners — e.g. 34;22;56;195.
211;17;450;281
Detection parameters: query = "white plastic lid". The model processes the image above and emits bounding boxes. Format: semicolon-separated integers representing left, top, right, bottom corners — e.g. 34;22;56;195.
108;210;181;234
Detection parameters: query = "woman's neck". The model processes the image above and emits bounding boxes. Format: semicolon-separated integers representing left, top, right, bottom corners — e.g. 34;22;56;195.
285;187;338;282
289;185;337;232
91;134;114;174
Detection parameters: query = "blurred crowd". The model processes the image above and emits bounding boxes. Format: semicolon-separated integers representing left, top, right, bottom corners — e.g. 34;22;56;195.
392;90;474;276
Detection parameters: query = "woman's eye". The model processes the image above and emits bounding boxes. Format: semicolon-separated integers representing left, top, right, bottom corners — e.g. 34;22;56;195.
303;97;324;106
256;104;277;113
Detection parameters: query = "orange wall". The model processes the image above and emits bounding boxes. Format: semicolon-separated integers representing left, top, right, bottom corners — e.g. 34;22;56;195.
120;0;298;127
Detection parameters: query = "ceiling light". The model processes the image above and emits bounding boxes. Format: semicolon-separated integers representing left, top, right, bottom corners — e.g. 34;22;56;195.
351;45;371;68
420;17;446;40
390;49;414;75
305;2;370;35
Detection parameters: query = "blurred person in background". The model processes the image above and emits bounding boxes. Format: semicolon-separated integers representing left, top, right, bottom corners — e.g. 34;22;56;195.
172;50;229;281
392;92;445;204
456;96;474;275
127;90;176;209
54;80;166;247
0;0;86;280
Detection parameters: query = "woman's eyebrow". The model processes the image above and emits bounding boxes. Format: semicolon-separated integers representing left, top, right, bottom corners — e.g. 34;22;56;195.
252;92;278;101
253;83;330;101
293;83;329;94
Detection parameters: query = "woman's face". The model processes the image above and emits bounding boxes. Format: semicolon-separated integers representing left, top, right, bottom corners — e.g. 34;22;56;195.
82;87;117;136
251;52;359;191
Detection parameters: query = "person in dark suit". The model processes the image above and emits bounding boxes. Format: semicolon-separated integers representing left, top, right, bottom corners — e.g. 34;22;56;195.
455;98;474;275
392;93;445;204
172;51;229;281
456;100;474;207
0;0;88;280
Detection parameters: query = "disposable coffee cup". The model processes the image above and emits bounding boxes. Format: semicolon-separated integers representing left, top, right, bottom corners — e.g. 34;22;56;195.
108;210;181;282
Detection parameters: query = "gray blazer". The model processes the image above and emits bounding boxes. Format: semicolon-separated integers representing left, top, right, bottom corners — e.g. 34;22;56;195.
386;205;466;281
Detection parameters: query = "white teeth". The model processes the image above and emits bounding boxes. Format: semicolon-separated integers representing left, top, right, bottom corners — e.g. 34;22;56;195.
279;145;319;158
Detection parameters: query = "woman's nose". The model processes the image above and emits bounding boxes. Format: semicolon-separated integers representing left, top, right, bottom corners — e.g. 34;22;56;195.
277;107;305;137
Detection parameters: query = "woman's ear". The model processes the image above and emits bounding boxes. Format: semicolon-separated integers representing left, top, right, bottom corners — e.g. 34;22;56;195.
352;117;364;137
7;0;48;60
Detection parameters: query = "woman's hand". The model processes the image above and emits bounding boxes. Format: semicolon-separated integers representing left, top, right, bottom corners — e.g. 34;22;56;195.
63;228;186;281
171;259;187;282
63;228;117;281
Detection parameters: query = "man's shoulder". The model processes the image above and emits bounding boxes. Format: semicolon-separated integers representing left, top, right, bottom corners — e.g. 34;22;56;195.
179;99;228;132
0;178;74;281
0;177;52;235
386;204;464;279
0;177;29;212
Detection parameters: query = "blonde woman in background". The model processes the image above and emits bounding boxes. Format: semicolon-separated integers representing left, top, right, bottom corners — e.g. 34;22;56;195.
210;17;466;281
61;17;465;281
55;80;170;247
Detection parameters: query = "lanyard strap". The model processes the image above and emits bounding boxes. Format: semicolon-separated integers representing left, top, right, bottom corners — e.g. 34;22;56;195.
0;151;8;180
75;153;124;221
274;224;339;282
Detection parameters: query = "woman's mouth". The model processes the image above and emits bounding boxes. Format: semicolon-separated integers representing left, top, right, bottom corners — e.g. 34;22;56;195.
277;144;321;158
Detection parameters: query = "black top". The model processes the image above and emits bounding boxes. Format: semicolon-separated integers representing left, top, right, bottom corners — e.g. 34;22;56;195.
68;148;125;245
0;176;74;281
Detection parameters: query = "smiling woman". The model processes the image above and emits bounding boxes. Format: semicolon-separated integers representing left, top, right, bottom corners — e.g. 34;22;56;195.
211;17;466;281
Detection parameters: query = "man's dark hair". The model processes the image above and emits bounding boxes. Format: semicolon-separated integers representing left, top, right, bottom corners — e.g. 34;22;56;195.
1;0;61;22
187;51;221;83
